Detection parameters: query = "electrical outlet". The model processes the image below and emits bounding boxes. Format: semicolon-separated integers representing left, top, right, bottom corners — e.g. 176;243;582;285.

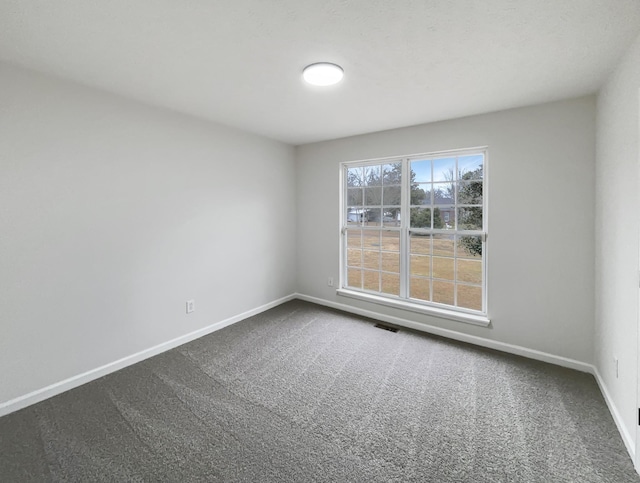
186;299;195;314
328;277;334;287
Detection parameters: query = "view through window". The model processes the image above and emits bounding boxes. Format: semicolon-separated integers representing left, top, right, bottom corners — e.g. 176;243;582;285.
342;149;486;314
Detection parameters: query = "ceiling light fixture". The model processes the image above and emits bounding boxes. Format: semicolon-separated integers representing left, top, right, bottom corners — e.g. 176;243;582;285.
302;62;344;86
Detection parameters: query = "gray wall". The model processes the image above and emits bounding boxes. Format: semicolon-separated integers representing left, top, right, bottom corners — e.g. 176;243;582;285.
595;31;640;456
0;63;296;405
296;97;596;364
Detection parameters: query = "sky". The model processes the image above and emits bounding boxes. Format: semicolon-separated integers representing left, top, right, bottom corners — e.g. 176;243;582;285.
411;154;483;183
347;153;483;189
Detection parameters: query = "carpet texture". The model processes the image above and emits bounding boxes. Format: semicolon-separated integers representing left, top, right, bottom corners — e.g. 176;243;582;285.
0;300;637;482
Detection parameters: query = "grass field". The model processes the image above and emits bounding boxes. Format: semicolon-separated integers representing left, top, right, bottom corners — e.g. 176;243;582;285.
346;230;482;311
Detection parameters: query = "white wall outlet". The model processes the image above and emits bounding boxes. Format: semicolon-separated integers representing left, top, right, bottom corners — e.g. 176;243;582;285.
327;277;334;287
614;356;619;378
186;299;195;314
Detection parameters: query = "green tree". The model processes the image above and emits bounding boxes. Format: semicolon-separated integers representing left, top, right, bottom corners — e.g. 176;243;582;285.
410;207;443;229
348;163;477;239
380;163;402;223
458;166;483;256
433;208;443;229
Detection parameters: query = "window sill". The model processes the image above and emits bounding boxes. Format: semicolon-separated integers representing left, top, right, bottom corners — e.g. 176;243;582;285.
336;289;490;327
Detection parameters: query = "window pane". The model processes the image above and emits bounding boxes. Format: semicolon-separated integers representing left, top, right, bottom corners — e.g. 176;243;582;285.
363;250;380;270
457;259;482;284
410;255;430;276
347;248;362;267
458;181;482;205
457;284;482;311
411;159;431;183
382;162;402;185
432;234;454;257
433;157;455;182
347;167;364;187
433;183;453;204
347;188;363;206
348;269;362;288
364;208;381;226
458;155;483;180
364;187;382;205
411;233;431;255
433;281;454;305
433;257;454;281
410;183;430;205
381;231;400;251
458;207;482;230
364;165;382;186
410;277;430;301
433;207;448;229
458;235;482;258
382;208;401;227
363;270;380;291
381;273;400;296
347;229;362;248
383;186;401;205
441;209;454;228
363;231;380;248
410;207;431;228
347;208;364;225
382;252;399;273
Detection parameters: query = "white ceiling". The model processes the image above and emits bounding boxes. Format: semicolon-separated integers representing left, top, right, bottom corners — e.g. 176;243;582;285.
1;1;640;145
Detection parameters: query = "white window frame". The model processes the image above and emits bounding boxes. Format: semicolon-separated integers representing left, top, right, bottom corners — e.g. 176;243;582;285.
338;147;489;327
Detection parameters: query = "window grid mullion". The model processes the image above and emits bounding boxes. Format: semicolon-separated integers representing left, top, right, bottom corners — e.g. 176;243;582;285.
399;158;409;299
429;232;434;303
453;156;458;307
378;231;382;292
343;166;348;289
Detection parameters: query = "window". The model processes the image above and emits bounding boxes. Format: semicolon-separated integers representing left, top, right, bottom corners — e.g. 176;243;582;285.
341;148;487;320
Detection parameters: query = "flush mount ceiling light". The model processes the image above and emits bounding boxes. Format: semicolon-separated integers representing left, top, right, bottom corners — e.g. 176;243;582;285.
302;62;344;86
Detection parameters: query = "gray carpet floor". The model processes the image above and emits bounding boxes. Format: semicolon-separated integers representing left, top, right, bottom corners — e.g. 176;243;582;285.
1;300;638;482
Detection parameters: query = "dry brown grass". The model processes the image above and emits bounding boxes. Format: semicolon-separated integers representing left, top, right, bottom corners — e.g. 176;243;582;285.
347;230;482;310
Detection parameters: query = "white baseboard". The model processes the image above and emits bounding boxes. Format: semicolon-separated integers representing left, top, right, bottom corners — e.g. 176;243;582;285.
592;367;636;463
0;293;296;418
3;291;635;474
295;293;593;373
